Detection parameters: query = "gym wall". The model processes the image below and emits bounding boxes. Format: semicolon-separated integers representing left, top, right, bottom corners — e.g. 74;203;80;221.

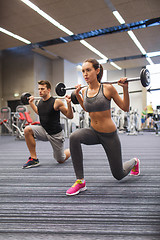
0;46;147;127
0;51;2;109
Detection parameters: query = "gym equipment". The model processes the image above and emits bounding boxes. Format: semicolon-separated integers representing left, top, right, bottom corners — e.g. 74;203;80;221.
127;108;140;135
12;105;27;140
20;92;65;105
71;91;79;104
0;107;13;135
55;68;150;104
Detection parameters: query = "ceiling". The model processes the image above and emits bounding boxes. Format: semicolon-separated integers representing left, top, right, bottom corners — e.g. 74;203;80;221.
0;0;160;70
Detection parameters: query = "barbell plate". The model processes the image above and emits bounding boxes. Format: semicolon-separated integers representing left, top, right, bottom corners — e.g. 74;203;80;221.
71;91;79;104
21;92;31;105
55;82;66;96
140;68;150;87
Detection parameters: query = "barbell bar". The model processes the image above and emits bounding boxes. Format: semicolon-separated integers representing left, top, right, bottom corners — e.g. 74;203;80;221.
20;92;65;105
55;68;150;98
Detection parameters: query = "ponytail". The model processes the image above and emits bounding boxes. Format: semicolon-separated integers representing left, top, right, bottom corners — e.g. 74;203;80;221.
97;64;103;83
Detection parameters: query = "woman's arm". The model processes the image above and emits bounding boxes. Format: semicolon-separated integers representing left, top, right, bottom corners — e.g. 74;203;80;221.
75;85;87;111
109;78;130;112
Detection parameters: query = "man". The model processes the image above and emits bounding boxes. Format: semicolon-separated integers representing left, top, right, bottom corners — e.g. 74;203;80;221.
146;101;154;128
22;80;73;169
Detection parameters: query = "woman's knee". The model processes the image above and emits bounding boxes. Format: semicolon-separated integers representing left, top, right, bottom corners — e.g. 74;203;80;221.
113;174;123;181
111;170;124;181
70;130;80;144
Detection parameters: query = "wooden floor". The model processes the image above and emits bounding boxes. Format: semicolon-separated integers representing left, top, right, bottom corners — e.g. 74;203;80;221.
0;132;160;240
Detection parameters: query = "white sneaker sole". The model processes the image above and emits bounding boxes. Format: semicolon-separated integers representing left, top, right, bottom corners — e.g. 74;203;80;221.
129;159;140;176
66;186;87;196
22;163;40;169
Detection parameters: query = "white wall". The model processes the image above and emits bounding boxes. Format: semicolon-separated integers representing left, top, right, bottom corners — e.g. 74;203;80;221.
0;51;2;109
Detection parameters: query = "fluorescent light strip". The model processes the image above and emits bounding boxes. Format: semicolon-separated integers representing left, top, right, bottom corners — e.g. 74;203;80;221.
98;58;123;70
21;0;121;70
80;40;122;69
110;62;122;70
80;40;108;60
113;11;125;24
147;51;160;57
98;59;108;64
146;57;154;65
0;27;31;44
21;0;73;36
127;31;146;54
112;10;154;65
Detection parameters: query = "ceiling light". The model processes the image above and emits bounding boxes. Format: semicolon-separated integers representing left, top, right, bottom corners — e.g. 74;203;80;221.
21;0;73;35
127;31;146;55
98;59;108;64
113;11;125;24
147;51;160;57
146;57;154;65
110;62;122;70
79;40;123;69
0;27;31;44
14;93;20;97
112;9;154;66
80;40;108;60
21;0;122;70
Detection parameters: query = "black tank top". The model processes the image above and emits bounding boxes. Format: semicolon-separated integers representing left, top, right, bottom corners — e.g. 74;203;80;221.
37;97;62;135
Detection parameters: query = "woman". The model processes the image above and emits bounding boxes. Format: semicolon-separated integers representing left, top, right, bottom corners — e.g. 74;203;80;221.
66;59;140;196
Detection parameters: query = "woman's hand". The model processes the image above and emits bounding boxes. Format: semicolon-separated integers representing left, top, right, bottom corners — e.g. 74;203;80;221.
118;77;128;88
75;84;82;95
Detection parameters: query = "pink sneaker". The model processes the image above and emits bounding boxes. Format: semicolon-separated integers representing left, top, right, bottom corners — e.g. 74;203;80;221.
130;158;140;176
66;179;87;196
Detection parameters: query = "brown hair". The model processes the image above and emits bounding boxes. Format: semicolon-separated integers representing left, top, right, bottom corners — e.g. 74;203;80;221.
84;58;103;83
38;80;51;89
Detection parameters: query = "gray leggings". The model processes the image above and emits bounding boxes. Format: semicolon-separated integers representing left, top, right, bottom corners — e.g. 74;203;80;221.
70;127;136;180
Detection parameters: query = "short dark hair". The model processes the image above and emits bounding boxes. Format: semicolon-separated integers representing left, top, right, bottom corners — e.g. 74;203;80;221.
84;58;103;83
38;80;51;89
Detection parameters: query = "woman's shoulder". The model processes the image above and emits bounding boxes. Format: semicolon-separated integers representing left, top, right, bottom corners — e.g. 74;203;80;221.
102;83;116;92
102;83;117;99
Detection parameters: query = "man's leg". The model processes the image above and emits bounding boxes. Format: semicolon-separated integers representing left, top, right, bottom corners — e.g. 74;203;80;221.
22;125;48;169
47;131;70;164
62;148;71;163
24;126;37;159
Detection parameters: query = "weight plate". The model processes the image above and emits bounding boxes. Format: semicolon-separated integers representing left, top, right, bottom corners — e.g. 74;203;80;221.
71;91;79;104
140;69;150;87
55;82;66;96
21;92;31;105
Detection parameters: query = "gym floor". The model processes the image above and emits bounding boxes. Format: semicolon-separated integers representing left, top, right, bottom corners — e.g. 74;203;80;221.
0;132;160;240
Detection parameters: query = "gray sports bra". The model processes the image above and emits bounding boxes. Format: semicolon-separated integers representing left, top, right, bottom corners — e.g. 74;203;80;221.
83;84;111;112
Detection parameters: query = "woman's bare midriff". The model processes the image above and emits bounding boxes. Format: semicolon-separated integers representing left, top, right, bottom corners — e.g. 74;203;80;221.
89;110;117;133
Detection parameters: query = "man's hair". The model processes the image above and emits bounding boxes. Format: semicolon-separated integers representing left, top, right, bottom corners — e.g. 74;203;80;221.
38;80;51;89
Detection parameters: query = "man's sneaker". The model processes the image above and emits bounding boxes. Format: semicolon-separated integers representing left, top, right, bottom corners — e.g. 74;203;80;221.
130;158;140;176
22;157;40;169
66;179;87;196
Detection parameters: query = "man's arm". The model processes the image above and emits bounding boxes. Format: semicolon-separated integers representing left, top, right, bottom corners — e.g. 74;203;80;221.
28;96;39;114
54;95;73;119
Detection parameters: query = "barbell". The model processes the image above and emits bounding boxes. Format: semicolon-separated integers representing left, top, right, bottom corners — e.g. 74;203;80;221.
20;92;65;105
55;68;150;104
